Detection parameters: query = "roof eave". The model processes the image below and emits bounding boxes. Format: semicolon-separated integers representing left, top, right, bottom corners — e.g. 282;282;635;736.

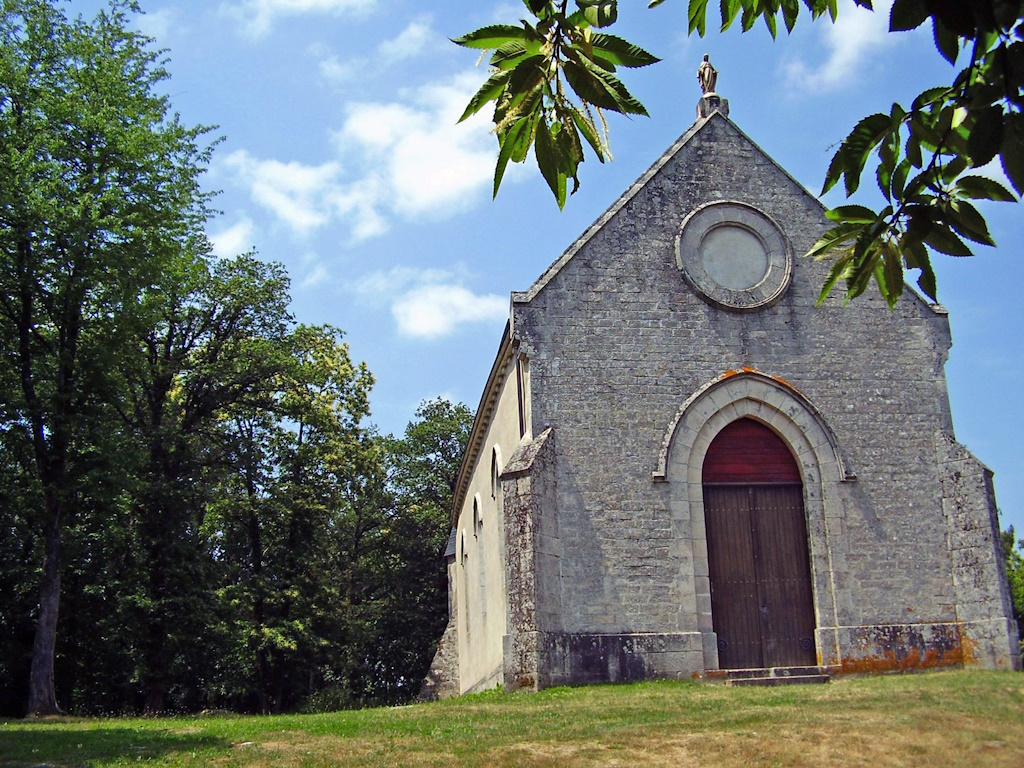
450;320;514;524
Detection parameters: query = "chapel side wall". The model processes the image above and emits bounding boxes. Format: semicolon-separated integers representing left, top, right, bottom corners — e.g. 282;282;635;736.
511;114;1003;669
454;353;523;694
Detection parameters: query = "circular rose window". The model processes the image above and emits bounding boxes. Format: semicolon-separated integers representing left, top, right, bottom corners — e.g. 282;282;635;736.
676;201;791;311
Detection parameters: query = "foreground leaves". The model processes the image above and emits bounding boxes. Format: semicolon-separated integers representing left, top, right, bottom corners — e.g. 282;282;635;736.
454;1;659;208
807;0;1024;306
457;0;1023;304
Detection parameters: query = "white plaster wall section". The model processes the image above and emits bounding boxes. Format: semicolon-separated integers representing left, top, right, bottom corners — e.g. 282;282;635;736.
453;350;524;693
473;494;487;639
456;529;468;672
661;371;852;668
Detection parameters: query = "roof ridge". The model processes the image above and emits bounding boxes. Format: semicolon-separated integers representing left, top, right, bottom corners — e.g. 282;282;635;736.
512;112;719;306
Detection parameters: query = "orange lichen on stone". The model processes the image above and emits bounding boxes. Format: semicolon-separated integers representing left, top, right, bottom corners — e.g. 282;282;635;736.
767;373;795;390
840;644;966;675
958;627;979;666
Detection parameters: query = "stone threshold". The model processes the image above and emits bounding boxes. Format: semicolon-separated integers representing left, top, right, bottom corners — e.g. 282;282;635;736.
705;666;833;686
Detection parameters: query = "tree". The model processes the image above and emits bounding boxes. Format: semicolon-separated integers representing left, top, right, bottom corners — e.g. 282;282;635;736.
295;398;474;710
376;399;474;702
207;324;376;712
118;253;293;713
1002;526;1024;656
456;0;1023;305
0;429;42;717
386;398;475;517
0;0;215;715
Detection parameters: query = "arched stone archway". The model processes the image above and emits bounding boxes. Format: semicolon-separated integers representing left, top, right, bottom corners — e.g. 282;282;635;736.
656;370;852;670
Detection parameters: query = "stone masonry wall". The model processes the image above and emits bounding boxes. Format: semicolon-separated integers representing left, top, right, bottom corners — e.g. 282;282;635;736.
506;112;1015;674
501;428;557;691
938;433;1021;668
419;610;460;700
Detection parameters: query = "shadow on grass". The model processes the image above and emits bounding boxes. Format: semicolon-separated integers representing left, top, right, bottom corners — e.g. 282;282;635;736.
0;725;229;766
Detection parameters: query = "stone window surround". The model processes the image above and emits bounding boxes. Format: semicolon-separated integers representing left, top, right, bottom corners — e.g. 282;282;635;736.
675;200;792;312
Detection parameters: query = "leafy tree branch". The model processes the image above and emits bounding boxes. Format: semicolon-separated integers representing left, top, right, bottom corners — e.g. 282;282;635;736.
457;0;1023;303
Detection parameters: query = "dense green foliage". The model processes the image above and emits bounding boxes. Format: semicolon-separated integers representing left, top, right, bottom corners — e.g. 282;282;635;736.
0;0;474;717
0;284;473;717
0;0;218;715
1001;527;1024;654
457;0;1023;304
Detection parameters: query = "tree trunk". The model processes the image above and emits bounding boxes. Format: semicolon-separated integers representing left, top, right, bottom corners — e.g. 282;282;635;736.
27;510;63;716
144;681;166;715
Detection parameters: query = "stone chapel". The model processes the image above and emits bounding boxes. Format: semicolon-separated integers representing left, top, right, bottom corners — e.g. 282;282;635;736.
422;77;1021;698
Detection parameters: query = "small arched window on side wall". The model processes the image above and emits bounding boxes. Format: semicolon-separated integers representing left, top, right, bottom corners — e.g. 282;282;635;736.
490;446;504;501
516;354;532;439
469;493;487;628
472;493;483;538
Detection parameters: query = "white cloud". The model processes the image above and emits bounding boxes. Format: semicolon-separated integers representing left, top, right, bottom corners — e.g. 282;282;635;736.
223;150;343;236
352;265;467;299
222;70;499;241
313;18;444;85
488;3;521;23
377;17;439;63
318;54;358;84
209;217;255;257
291;251;332;289
392;284;508;340
222;0;376;39
781;0;896;93
340;103;421;151
301;263;330;288
329;174;391;239
332;70;496;222
135;8;174;40
352;266;506;339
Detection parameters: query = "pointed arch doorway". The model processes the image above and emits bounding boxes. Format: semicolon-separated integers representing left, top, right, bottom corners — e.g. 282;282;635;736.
703;418;817;669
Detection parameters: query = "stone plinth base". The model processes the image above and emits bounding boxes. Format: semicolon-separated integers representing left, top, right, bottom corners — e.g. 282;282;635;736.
832;621;1021;673
504;631;706;692
697;93;729;119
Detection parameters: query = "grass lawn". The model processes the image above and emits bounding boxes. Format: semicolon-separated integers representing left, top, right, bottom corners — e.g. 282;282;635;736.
1;670;1023;767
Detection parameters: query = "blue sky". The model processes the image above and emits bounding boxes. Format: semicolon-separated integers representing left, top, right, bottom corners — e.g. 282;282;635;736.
76;0;1024;534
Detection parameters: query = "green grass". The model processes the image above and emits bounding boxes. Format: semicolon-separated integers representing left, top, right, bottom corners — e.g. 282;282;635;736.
2;670;1023;767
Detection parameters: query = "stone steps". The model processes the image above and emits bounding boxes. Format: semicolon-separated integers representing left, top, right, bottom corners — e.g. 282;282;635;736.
720;666;831;687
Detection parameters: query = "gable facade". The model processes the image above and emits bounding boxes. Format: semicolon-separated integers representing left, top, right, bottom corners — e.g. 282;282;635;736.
425;107;1020;697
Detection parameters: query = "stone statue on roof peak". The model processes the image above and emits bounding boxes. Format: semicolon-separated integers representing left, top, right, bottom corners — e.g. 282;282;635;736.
697;54;718;95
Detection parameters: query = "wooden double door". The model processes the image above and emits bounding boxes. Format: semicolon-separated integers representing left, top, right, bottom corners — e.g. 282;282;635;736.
703;419;816;670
